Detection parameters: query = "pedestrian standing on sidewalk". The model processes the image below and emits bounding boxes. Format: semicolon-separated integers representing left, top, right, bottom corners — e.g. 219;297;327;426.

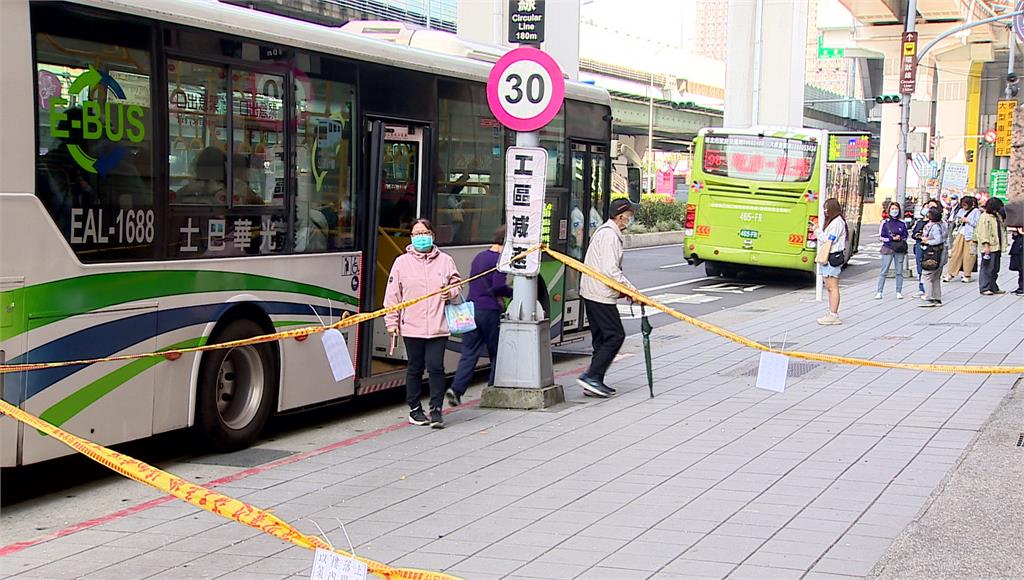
447;226;512;407
578;198;637;398
815;198;847;325
919;207;947;307
384;218;462;428
975;197;1008;296
876;201;909;300
943;196;980;283
1009;226;1023;295
911;199;941;297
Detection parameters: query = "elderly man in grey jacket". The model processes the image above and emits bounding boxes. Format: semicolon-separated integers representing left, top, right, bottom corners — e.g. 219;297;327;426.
577;198;637;398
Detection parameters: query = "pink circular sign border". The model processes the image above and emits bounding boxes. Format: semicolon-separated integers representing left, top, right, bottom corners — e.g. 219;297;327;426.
486;47;566;132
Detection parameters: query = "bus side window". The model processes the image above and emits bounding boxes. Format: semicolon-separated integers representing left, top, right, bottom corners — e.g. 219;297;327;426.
33;10;156;261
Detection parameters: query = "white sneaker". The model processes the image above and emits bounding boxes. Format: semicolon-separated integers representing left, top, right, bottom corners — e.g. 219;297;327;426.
817;313;842;325
915;291;926;298
874;292;883;299
896;292;903;300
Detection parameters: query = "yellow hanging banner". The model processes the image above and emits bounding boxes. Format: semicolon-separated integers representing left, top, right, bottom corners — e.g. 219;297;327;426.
996;100;1016;157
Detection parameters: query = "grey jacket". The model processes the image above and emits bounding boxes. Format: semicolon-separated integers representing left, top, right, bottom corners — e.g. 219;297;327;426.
581;220;635;304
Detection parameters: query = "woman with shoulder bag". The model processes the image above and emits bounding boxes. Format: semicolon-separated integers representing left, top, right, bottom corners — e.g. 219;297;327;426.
876;201;909;299
383;218;462;429
911;199;940;297
918;207;946;307
814;198;847;325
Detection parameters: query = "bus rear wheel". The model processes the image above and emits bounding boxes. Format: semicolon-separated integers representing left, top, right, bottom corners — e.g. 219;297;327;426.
705;261;723;277
197;319;277;452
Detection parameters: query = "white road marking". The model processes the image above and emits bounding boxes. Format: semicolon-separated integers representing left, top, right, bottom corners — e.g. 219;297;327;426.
696;282;765;294
640;277;714;293
658;262;690;269
616;293;721;319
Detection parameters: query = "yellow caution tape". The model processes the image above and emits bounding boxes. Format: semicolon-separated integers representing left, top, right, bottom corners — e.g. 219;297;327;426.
543;247;1024;375
0;246;544;375
0;397;459;580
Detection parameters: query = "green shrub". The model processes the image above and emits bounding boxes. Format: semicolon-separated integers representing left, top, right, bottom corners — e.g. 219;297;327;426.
612;192;685;233
635;199;684;230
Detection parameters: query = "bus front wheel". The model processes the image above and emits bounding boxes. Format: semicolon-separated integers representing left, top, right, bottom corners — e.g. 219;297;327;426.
197;319;278;451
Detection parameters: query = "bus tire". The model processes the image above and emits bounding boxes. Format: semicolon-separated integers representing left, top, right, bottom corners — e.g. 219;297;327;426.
720;264;740;279
196;319;278;452
705;261;723;277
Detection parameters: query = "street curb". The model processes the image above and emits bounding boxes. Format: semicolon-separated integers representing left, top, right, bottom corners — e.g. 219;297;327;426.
623;231;683;249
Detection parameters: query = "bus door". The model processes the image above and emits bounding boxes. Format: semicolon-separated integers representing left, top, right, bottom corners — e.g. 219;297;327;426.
360;121;429;384
562;142;609;336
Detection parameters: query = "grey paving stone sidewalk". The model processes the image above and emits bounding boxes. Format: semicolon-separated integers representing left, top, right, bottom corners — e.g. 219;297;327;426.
2;268;1022;580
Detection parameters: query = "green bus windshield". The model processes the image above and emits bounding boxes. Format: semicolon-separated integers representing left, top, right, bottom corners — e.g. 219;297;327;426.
701;134;817;183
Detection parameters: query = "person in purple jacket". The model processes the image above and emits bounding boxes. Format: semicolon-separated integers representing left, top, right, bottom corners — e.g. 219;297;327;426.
876;201;909;300
447;226;513;407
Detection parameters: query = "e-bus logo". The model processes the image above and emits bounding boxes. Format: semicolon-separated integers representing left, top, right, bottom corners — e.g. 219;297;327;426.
49;66;145;175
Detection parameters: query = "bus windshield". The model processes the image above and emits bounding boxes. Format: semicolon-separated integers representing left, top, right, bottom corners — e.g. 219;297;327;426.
702;134;817;183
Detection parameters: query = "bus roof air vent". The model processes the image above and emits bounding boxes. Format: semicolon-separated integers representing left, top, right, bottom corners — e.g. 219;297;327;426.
338;20;508;63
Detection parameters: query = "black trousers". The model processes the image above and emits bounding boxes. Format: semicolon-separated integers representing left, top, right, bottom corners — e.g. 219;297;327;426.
404;336;447;410
583;298;625;383
979;251;1002;293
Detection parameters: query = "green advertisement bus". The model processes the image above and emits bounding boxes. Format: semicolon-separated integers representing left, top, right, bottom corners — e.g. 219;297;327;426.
683;127;872;277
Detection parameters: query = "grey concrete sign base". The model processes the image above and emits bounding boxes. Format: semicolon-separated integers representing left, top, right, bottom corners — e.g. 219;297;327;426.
480;384;565;410
484;317;563;409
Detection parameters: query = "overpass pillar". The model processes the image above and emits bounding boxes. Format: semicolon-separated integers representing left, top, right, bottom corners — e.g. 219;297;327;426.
725;0;808;128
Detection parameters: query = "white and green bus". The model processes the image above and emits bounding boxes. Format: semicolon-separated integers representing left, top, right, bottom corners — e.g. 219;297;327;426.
0;0;613;466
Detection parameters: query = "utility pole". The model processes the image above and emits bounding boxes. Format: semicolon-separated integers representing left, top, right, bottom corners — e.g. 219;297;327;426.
648;70;655;193
895;0;917;208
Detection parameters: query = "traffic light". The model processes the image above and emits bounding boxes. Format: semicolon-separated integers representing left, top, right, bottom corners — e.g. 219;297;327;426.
966;150;975;162
874;95;901;104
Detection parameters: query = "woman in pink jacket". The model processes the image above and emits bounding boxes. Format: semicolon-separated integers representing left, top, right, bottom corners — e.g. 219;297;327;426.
384;219;462;428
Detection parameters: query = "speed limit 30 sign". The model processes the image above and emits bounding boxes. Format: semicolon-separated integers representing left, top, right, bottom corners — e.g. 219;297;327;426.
486;47;566;132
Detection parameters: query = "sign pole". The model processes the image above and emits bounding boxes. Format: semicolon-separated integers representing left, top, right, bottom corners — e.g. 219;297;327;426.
506;129;541;324
816;131;827;302
480;40;566;409
895;0;917;208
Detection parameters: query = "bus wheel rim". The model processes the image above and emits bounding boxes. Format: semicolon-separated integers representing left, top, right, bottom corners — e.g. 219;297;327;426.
215;346;264;430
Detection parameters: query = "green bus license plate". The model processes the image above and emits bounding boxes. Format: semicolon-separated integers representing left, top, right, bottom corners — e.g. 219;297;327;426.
739;229;759;239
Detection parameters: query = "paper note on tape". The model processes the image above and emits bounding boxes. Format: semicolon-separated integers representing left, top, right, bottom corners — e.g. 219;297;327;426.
310;548;368;580
321;329;355;382
755;352;789;393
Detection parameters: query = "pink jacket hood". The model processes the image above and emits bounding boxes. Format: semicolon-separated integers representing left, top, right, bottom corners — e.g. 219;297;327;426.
383;245;462;338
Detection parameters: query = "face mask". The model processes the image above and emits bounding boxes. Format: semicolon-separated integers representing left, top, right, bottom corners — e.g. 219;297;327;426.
411;234;433;252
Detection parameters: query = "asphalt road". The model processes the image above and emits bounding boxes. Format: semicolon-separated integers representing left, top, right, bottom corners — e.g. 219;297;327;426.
584;241;880;343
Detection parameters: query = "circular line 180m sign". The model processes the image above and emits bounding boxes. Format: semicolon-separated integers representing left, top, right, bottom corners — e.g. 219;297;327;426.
486;47;566;132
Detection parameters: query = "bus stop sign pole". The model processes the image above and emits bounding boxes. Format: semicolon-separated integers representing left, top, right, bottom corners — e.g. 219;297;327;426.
481;45;566;409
